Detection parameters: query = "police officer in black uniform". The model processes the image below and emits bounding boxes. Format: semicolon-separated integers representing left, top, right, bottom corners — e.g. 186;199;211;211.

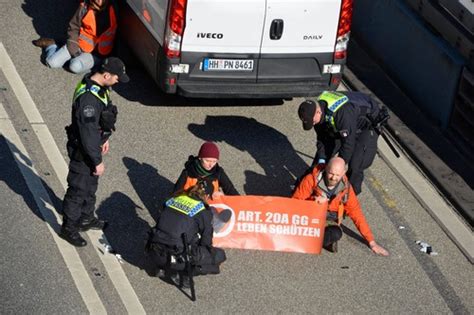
298;91;384;195
147;183;227;287
59;57;129;247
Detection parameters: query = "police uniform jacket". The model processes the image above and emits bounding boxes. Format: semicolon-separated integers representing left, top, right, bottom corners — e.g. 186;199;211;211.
68;74;112;174
152;196;214;252
314;91;380;164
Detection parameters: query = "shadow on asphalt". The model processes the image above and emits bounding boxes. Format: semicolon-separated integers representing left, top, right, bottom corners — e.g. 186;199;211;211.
22;0;76;44
95;157;175;273
188;115;310;196
96;191;154;272
1;135;63;226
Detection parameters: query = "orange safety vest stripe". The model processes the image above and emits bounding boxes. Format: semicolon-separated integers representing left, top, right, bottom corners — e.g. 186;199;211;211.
78;4;117;55
183;177;219;194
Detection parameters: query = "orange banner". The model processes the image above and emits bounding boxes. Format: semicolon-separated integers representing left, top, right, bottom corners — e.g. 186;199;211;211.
209;196;328;254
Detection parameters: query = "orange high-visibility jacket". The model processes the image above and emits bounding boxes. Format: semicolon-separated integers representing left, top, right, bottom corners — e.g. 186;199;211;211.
183;177;220;195
77;3;117;55
292;166;374;243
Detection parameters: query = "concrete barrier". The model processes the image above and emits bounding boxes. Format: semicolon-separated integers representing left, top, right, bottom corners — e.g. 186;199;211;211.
352;0;466;128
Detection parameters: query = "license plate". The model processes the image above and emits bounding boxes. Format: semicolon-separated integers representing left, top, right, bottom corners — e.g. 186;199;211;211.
203;59;254;71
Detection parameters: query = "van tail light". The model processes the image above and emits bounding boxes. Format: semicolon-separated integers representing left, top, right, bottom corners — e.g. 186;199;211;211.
164;0;187;58
334;0;353;60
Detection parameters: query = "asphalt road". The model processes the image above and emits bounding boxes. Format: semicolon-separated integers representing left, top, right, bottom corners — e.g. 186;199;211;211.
1;0;473;313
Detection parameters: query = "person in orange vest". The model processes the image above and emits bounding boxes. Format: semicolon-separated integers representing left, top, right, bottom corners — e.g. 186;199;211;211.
174;141;239;198
32;0;117;74
292;156;389;256
174;142;239;231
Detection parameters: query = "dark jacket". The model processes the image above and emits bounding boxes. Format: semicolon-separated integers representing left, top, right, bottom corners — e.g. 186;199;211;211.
68;74;111;173
174;156;239;196
314;91;380;164
152;196;214;252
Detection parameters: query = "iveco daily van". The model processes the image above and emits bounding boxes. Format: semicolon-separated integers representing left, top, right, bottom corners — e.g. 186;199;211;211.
118;0;353;98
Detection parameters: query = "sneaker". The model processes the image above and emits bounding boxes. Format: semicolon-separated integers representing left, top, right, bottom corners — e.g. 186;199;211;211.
79;217;107;231
59;229;87;247
32;38;55;48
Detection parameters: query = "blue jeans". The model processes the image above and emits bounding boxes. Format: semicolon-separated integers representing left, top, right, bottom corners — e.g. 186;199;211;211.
45;44;101;74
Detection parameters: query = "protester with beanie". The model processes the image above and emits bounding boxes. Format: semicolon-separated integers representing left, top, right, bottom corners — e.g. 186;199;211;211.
173;142;239;198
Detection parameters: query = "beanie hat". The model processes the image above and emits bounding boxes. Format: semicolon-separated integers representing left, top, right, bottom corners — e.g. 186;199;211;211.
198;142;220;159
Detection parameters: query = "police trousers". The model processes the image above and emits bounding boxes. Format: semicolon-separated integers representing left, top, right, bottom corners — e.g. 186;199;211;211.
347;129;378;195
150;244;226;275
62;168;99;232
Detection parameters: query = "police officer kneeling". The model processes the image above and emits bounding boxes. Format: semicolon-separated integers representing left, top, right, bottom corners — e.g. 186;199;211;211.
147;182;226;288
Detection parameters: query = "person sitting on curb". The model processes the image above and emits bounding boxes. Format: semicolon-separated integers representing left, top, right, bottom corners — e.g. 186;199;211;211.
146;182;227;288
32;0;118;74
292;157;389;256
174;141;239;231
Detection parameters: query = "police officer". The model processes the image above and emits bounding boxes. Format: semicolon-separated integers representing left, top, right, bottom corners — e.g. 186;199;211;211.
147;183;227;287
298;91;383;195
59;57;129;247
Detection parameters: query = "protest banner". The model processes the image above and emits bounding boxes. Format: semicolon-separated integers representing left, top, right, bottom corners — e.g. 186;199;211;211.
210;195;328;254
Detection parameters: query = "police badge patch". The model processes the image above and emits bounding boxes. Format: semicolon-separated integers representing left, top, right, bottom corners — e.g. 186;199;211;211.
83;105;95;117
340;129;349;138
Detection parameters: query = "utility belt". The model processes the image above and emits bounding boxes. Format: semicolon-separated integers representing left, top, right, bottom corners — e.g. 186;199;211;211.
148;241;197;271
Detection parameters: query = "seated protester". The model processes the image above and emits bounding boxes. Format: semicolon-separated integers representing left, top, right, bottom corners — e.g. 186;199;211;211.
174;141;239;199
174;141;238;231
292;157;389;256
33;0;118;74
148;183;227;287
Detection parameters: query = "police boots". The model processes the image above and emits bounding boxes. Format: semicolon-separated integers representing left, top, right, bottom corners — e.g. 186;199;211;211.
79;217;107;231
59;227;87;247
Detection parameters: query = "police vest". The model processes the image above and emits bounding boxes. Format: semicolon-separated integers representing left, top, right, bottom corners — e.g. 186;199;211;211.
78;3;117;55
73;81;110;106
165;195;206;217
183;177;219;195
317;91;349;131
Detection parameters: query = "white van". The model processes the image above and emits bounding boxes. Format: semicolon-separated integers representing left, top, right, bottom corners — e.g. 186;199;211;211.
118;0;353;98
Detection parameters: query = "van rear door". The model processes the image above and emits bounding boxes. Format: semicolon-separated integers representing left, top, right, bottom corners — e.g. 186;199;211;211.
258;0;342;82
179;0;266;81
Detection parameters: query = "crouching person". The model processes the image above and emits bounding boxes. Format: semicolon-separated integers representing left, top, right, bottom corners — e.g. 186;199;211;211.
146;182;226;288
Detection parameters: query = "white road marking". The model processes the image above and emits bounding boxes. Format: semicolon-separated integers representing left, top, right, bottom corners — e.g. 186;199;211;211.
0;42;146;313
0;102;107;315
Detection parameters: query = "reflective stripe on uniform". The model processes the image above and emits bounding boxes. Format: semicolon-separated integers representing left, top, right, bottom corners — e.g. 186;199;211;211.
318;91;349;131
165;195;205;217
73;81;110;105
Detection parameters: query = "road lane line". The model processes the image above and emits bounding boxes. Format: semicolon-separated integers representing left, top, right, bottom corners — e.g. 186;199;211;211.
0;102;107;314
0;43;146;313
341;73;473;263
